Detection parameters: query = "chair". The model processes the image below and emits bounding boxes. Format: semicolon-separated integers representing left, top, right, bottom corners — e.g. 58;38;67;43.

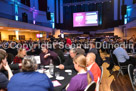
109;52;119;76
100;66;103;84
96;77;100;91
128;64;136;91
110;53;127;77
84;81;96;91
117;60;128;77
96;67;103;91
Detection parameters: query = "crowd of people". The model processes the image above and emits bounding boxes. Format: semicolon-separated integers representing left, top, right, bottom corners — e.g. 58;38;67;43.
0;35;136;91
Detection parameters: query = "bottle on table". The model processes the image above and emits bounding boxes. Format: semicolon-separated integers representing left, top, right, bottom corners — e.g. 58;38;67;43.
49;59;54;75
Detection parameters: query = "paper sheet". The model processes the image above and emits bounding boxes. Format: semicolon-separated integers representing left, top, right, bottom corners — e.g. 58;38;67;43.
52;80;62;87
34;56;41;64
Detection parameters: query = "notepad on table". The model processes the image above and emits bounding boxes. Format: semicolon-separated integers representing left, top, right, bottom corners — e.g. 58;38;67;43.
52;80;62;87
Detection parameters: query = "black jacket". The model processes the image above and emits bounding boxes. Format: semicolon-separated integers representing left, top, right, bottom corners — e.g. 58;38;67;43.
63;55;74;70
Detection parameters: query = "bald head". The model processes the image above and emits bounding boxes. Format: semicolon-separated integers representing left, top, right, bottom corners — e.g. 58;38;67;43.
86;53;96;65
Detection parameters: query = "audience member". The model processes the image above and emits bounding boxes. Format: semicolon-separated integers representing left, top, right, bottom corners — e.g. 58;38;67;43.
59;48;77;70
89;42;103;66
40;47;59;65
86;53;101;83
76;44;85;55
54;44;65;64
66;54;94;91
7;57;53;91
13;48;26;64
0;50;13;90
113;44;136;65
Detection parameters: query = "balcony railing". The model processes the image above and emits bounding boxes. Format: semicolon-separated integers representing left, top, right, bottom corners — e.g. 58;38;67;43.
127;17;136;23
0;12;52;28
0;12;14;20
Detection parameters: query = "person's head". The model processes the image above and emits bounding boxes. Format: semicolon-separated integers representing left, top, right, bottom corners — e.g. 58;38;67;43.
41;47;48;53
73;54;86;72
21;56;37;72
0;49;7;69
76;44;81;48
90;42;96;48
119;43;126;49
86;53;96;66
55;44;60;50
17;48;26;58
73;54;92;84
69;48;77;59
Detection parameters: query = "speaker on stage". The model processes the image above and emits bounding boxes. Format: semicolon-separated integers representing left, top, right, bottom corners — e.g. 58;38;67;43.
46;12;51;20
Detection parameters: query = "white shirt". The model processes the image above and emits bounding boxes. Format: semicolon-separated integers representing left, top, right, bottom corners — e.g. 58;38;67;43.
87;62;95;70
113;47;130;63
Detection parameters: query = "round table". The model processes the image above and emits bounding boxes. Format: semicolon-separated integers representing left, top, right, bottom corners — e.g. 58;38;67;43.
50;68;77;91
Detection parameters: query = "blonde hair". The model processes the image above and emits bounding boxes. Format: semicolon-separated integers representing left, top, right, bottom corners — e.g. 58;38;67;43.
16;48;26;58
73;54;92;84
21;56;37;72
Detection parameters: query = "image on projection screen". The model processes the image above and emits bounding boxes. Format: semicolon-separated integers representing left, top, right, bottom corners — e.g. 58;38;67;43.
73;11;98;27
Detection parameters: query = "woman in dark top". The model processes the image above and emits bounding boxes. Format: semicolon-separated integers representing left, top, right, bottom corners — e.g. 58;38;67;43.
13;48;26;64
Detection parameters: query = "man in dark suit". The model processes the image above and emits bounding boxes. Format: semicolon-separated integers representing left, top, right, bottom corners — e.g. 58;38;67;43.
59;48;77;70
76;44;85;55
89;42;103;66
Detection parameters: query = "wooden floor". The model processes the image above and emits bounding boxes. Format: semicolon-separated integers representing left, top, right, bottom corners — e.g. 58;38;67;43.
99;51;133;91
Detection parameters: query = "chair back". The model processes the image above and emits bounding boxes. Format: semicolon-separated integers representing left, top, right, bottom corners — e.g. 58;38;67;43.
111;53;118;66
84;81;96;91
96;77;100;91
128;64;136;91
57;56;62;64
100;66;103;83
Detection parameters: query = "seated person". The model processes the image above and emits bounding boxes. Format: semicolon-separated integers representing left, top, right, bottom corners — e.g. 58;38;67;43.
89;42;103;66
113;44;136;65
0;49;21;72
0;50;13;90
86;53;101;83
13;48;26;64
40;47;59;65
76;44;85;55
6;43;17;57
66;54;94;91
59;48;77;70
64;49;69;57
54;44;65;64
7;56;53;91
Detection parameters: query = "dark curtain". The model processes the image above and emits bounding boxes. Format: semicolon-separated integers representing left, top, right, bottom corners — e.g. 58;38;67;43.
38;0;47;12
21;0;30;7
